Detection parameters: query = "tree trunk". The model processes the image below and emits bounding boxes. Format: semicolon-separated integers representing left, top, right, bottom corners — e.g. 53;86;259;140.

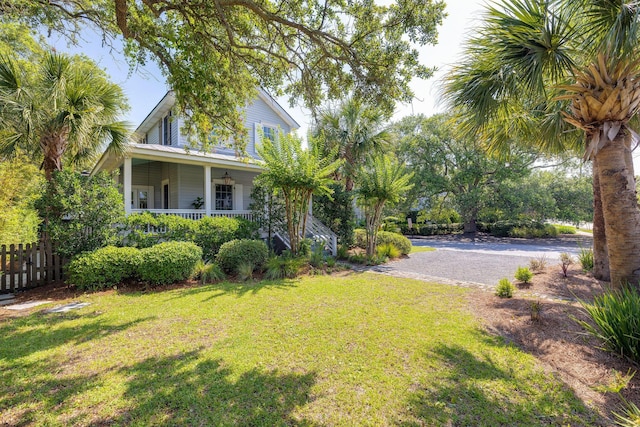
595;135;640;287
463;212;477;234
592;157;610;281
40;131;68;181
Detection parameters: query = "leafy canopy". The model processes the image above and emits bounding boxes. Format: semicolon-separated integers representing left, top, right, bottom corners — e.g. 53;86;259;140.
3;0;446;151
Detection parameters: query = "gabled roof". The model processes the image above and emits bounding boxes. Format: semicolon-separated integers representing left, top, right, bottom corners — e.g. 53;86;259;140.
134;88;299;138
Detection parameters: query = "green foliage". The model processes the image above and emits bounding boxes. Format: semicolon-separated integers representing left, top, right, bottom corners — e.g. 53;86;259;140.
312;97;392;191
309;244;324;268
392;114;537;231
0;157;43;245
216;239;269;274
509;224;558;238
614;398;640;427
264;254;305;280
414;223;464;236
236;261;255;282
515;266;533;284
122;214;254;260
578;248;594;272
555;225;577;234
337;244;350;260
577;286;640;364
257;132;341;255
192;260;226;284
356;155;413;256
312;183;356;246
483;220;555;238
138;242;203;286
8;1;446;153
36;170;124;260
0;51;129;180
376;243;402;259
249;181;286;250
354;229;412;256
495;278;515;298
66;246;141;290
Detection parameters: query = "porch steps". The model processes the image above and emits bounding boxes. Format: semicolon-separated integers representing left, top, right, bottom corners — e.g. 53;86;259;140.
275;215;337;256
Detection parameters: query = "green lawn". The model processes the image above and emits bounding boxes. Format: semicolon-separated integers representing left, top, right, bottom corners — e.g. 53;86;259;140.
1;273;596;426
410;245;436;254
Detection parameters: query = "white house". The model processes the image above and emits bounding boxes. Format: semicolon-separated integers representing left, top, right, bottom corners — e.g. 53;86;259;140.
92;89;298;220
92;89;338;253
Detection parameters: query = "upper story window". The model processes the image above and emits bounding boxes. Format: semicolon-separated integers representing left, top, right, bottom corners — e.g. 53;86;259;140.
159;110;173;146
140;133;148;144
262;125;277;143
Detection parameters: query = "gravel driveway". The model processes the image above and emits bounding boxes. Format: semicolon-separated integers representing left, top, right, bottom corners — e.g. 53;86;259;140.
366;234;593;287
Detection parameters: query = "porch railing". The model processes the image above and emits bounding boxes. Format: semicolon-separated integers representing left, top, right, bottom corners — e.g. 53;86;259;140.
130;209;254;221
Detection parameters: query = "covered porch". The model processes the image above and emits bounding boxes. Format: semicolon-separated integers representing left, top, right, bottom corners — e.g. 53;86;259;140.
93;144;262;221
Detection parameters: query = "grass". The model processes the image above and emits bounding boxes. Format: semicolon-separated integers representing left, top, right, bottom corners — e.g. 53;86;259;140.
0;273;596;426
410;245;436;254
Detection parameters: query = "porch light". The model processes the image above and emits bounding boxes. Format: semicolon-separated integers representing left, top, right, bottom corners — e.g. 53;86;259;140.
222;171;233;185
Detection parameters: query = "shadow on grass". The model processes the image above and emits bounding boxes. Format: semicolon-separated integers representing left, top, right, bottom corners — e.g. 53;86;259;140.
0;312;154;361
93;350;319;426
400;335;600;426
0;312;155;425
168;278;301;301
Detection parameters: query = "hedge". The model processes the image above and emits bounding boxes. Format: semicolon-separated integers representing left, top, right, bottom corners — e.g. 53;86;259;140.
66;246;141;290
138;241;203;285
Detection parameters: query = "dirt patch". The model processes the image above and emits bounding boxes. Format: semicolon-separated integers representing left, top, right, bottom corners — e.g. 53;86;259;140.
469;264;639;425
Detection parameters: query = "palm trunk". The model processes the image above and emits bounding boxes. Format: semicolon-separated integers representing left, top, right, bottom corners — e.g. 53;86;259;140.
592;157;610;281
594;135;640;287
40;131;69;181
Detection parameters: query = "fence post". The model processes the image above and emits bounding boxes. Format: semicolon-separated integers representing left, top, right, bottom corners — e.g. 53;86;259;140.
9;244;15;292
1;245;5;292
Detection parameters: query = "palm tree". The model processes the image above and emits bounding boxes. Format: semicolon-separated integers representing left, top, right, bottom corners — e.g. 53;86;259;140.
0;52;129;181
442;0;640;287
312;97;392;191
356;155;413;257
257;131;342;255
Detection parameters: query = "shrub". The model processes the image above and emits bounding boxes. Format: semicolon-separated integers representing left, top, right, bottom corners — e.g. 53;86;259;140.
529;255;547;273
237;261;255;281
216;239;269;274
555;225;577;234
354;229;412;255
515;266;533;284
337;244;349;260
264;254;304;279
377;242;401;259
560;252;574;277
138;241;202;285
194;216;240;261
577;286;640;364
66;246;141;290
495;278;515;298
488;220;556;238
578;247;594;272
37;170;124;259
192;260;226;284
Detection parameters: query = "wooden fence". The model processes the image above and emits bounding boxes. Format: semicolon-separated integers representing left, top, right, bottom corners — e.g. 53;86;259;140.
1;241;63;294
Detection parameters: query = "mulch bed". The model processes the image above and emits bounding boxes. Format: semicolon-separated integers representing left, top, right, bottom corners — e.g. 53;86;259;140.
468;264;639;425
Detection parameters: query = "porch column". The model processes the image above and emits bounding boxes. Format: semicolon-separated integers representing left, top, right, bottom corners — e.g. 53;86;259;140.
204;165;211;216
124;157;132;214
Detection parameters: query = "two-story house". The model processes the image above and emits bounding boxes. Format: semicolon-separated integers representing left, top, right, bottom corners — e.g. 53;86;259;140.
92;89;298;221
